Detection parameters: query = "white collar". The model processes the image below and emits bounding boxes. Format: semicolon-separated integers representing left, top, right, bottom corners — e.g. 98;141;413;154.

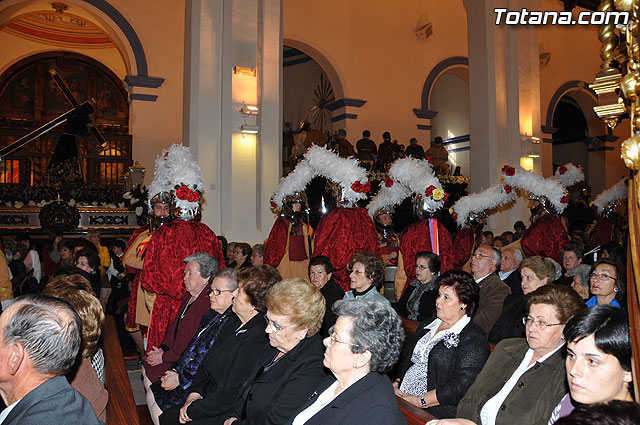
498;269;516;279
474;272;492;283
424;314;471;336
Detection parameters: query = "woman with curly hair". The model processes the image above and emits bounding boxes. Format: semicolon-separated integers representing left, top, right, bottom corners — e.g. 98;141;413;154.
344;252;388;304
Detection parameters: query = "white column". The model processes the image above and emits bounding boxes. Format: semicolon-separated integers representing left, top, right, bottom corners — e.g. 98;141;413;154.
464;0;542;233
183;0;282;242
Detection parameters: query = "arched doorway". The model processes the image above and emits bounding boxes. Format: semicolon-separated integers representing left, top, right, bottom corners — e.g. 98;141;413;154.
0;51;130;186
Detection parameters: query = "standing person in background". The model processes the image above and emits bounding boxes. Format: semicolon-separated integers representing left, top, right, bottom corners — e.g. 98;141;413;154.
42;231;62;278
404;138;424;159
356;130;377;170
16;233;41;285
377;132;396;171
86;230;111;276
425;137;449;176
336;129;355;158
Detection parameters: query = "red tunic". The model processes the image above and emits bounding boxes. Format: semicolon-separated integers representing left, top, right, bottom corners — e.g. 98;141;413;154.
399;219;454;289
313;207;381;290
520;213;568;263
139;221;225;353
590;217;618;248
452;227;476;270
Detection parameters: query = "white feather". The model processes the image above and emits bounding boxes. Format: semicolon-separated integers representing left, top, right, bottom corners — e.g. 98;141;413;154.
271;160;317;208
366;182;411;217
502;165;568;214
552;163;585;188
593;177;629;214
453;183;516;227
389;157;444;211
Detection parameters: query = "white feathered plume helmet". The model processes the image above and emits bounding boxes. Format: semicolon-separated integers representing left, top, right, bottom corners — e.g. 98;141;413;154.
270;145;370;211
366;157;446;218
552;163;585;188
501;164;570;214
593;177;629;216
452;182;516;227
152;144;204;220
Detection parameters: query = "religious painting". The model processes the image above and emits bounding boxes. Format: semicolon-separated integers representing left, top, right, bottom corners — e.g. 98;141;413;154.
0;66;35;111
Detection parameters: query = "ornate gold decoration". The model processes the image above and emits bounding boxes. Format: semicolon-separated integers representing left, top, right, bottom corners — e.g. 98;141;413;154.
622;134;640;169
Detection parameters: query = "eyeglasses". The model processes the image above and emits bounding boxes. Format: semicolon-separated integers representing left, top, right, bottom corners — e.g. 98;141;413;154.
416;264;430;271
264;316;289;332
522;317;562;330
208;288;235;296
469;253;493;260
589;272;617;282
327;330;360;348
76;261;89;266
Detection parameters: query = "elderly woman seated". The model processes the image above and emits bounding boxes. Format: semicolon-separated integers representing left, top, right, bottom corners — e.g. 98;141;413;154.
288;298;406;424
143;253;218;386
489;256;556;344
567;264;591;300
345;252;388;303
146;268;238;424
427;284;586;425
394;270;490;419
159;265;281;425
548;305;633;423
308;255;344;337
44;274;107;422
392;251;440;322
220;278;328;425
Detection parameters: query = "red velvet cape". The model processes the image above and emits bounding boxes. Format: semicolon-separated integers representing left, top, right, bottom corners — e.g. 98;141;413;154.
520;213;568;263
123;226;149;330
263;216;290;267
452;227;475;270
313;207;381;290
590;217;617;248
139;220;225;353
399;219;454;286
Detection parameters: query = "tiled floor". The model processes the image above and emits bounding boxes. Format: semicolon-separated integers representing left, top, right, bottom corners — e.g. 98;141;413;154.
125;360;145;405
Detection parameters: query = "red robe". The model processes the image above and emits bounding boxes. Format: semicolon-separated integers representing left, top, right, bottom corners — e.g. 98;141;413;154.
520;213;568;263
452;227;476;270
590;217;618;248
139;221;225;353
123;226;149;330
313;207;381;290
399;219;454;289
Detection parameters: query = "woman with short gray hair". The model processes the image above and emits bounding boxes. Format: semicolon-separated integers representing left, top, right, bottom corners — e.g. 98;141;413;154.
568;263;591;300
288;298;406;424
184;252;219;284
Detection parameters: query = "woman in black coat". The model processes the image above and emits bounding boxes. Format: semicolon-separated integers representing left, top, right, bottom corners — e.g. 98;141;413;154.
394;270;490;419
288;298;406;425
392;251;440;322
222;278;327;425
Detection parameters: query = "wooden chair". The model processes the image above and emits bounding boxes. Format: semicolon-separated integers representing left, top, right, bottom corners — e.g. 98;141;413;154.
397;395;436;425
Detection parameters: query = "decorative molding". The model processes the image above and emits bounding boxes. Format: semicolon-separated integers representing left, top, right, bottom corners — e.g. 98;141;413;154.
130;93;158;102
544;80;597;130
588;146;615;152
448;146;470;153
412;109;438;119
541;125;558;134
124;75;164;88
326;98;367;111
417;124;431;130
442;134;470;145
330;112;358;122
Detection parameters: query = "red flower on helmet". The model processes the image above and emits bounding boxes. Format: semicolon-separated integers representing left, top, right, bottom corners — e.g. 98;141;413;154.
270;201;277;209
558;165;568;175
450;212;458;220
176;185;200;202
425;185;435;197
443;192;450;203
425;156;432;163
504;185;512;194
351;181;371;193
560;194;570;204
502;165;515;176
384;177;394;187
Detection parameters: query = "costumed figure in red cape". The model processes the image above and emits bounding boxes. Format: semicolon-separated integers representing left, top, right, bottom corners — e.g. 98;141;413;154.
263;191;313;280
366;157;453;299
122;165;173;358
451;182;517;271
138;145;225;354
500;163;579;263
293;145;380;290
590;177;629;248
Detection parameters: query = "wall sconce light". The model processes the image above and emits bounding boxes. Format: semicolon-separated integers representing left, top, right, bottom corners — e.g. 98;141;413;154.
240;102;259;116
233;66;256;77
240;124;259;134
524;135;541;158
527;152;541;158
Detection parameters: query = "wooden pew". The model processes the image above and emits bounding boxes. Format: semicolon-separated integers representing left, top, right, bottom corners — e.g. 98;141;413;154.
397;395;436;424
103;315;140;425
400;315;420;338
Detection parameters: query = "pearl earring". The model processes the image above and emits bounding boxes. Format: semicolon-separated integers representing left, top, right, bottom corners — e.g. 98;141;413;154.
614;287;619;293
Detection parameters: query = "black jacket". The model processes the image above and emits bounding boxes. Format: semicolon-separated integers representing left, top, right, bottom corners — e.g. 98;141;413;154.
392;282;436;322
396;319;490;419
320;278;345;337
488;293;527;344
286;373;407;425
232;333;327;425
159;313;268;425
502;270;523;296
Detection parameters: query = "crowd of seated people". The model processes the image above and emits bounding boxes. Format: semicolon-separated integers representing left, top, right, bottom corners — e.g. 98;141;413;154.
0;208;637;425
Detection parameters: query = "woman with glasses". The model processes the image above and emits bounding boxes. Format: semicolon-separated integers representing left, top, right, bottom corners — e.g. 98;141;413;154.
427;284;586;425
394;270;490;419
74;249;104;297
160;265;281;425
288;298;406;424
146;268;238;424
392;251;440;322
586;259;624;308
344;252;388;304
143;253;218;387
220;278;326;425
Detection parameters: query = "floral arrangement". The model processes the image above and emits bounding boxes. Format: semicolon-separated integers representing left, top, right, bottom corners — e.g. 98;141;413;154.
0;184;127;209
122;184;149;225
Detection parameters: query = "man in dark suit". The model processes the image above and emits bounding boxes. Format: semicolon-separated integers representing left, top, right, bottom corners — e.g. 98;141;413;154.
470;245;511;336
0;295;103;425
499;248;523;296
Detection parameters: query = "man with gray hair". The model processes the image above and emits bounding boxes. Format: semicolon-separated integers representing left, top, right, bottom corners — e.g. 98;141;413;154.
0;295;103;424
470;245;511;336
499;248;524;296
